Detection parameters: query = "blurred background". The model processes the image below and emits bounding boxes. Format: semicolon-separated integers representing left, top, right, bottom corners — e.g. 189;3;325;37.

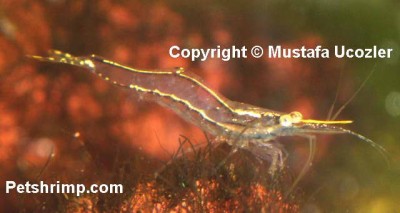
0;0;399;212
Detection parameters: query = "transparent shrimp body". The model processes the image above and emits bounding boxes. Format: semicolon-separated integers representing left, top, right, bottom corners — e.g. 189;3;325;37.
30;50;389;175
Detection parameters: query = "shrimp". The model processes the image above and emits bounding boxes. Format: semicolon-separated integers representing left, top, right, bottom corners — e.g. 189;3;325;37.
29;50;390;179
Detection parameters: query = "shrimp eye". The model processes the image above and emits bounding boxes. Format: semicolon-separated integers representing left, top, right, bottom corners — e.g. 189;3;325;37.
279;114;292;127
290;111;303;123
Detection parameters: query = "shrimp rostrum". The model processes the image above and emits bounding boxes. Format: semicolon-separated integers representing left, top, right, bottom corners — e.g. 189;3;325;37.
30;50;390;176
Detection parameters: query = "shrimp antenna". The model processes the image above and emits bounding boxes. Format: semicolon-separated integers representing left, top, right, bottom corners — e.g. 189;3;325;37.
331;63;377;121
327;68;344;120
334;126;391;167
